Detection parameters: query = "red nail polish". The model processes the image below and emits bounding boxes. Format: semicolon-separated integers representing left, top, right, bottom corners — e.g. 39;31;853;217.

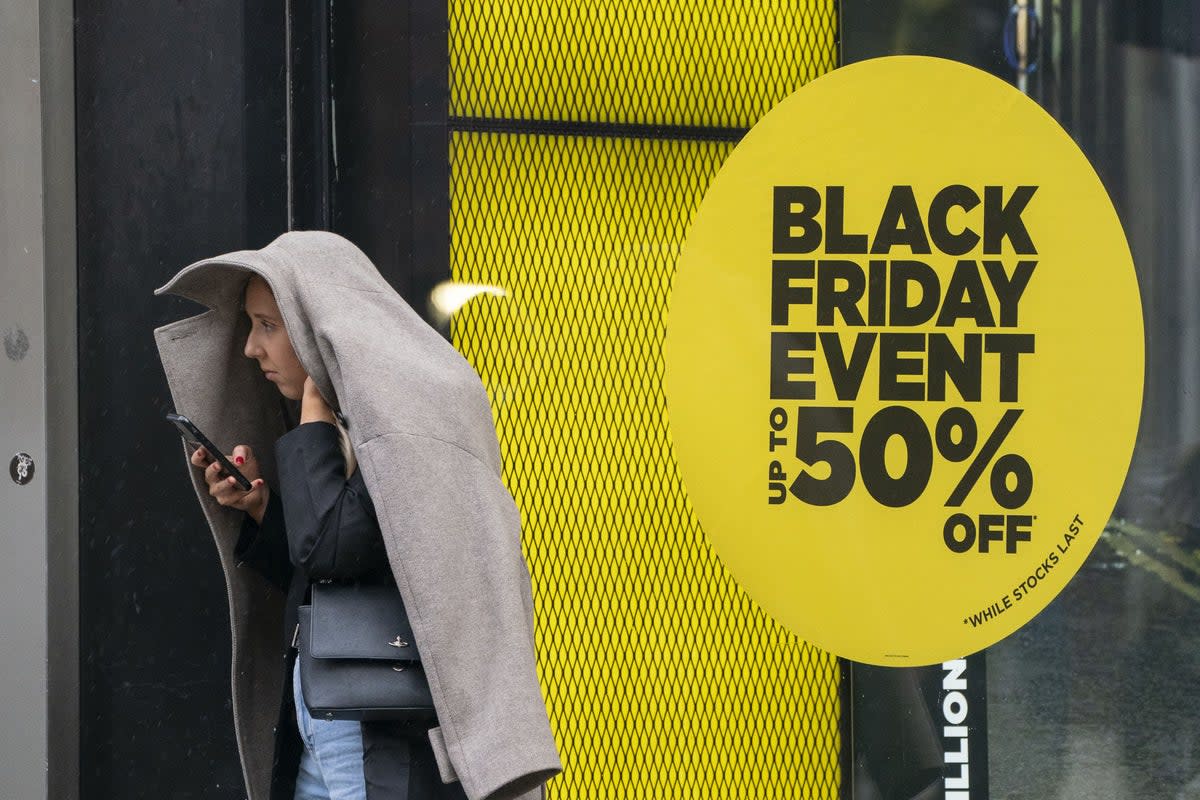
235;456;245;465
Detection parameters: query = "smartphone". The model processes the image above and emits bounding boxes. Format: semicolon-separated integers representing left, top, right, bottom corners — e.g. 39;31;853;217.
166;412;254;491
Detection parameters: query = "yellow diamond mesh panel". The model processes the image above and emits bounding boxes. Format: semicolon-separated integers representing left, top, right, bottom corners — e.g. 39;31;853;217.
449;132;841;798
449;0;839;128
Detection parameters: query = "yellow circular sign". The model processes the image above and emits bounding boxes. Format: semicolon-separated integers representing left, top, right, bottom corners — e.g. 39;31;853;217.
664;56;1144;666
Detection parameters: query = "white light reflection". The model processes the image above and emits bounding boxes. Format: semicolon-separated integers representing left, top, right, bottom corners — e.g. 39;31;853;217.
428;281;509;325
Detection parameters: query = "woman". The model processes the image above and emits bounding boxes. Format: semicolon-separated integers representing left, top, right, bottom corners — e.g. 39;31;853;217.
153;231;561;800
191;273;453;799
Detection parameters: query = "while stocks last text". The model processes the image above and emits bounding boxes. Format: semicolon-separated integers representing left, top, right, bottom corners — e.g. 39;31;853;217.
767;185;1039;555
964;514;1083;627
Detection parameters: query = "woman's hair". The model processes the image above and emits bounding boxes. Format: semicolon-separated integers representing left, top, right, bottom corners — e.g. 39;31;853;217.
334;412;358;479
236;274;253;311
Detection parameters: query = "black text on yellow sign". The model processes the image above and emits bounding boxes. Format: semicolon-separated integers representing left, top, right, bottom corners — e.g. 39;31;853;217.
767;184;1040;556
664;56;1143;665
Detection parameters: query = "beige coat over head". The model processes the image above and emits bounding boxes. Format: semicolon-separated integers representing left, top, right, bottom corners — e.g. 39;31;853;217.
153;230;562;800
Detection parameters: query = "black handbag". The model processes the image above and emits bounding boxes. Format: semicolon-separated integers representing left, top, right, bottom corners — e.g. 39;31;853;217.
296;581;437;721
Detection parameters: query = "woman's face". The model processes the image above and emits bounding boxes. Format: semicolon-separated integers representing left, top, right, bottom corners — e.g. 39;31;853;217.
242;275;308;400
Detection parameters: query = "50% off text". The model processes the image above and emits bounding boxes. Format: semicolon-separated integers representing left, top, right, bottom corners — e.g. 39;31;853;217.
767;405;1034;554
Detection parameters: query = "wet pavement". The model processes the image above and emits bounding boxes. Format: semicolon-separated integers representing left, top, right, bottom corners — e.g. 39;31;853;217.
988;526;1200;799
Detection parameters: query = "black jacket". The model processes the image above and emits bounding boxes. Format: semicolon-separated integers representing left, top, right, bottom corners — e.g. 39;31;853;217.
233;420;467;800
234;419;393;650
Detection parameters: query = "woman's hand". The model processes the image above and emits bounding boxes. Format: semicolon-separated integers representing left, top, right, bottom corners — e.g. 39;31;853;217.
190;444;270;524
301;376;337;425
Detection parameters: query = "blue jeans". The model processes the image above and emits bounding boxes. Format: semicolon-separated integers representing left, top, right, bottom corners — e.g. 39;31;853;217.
292;656;368;800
